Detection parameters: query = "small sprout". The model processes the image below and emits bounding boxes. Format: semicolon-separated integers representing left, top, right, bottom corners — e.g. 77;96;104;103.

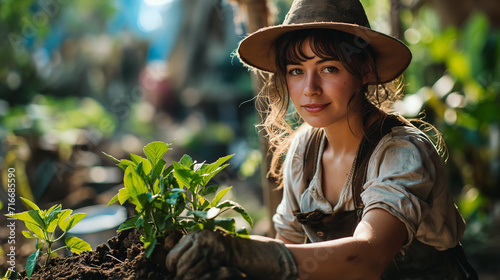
5;198;91;279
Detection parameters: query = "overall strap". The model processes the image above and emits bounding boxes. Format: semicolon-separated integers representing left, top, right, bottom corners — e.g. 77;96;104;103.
303;127;324;186
351;115;409;209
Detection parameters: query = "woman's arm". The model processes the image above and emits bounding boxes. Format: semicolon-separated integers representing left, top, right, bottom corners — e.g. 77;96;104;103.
286;208;407;280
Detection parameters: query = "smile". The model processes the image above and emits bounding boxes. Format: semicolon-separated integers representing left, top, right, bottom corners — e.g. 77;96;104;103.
302;103;330;113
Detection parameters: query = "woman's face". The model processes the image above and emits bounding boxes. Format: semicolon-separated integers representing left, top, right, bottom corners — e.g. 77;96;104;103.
286;39;364;128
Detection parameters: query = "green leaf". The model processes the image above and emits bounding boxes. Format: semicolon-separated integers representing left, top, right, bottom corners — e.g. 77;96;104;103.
216;200;253;228
120;159;136;168
30;210;47;230
130;153;144;165
163;164;174;177
26;249;40;279
214;218;235;233
165;190;184;205
199;154;233;185
25;222;44;239
46;204;62;217
118;216;139;232
135;216;145;228
46;208;63;233
158;176;165;195
65;236;92;253
188;223;204;231
5;211;43;229
2;269;12;280
201;184;219;196
172;163;199;191
187;210;207;219
102;151;121;163
143;236;157;258
179;154;194;167
236;228;250;238
59;212;86;232
150;159;166;186
22;230;37;239
124;166;148;204
211;187;232;207
144;141;170;165
107;193;120;206
118;188;130;205
20;197;40;211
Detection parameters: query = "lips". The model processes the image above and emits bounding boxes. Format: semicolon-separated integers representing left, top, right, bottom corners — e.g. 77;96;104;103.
302;103;330;113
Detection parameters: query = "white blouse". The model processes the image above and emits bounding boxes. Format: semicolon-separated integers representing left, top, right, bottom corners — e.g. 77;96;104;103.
273;124;466;251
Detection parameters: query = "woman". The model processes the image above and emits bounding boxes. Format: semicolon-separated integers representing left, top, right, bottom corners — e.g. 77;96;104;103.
165;0;477;279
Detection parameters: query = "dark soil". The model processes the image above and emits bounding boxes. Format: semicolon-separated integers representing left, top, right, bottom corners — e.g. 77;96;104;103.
18;229;183;280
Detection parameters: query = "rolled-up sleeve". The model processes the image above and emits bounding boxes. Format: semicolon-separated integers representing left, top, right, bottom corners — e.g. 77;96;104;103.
361;129;437;248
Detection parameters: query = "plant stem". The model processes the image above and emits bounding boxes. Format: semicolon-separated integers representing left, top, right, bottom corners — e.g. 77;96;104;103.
150;210;159;233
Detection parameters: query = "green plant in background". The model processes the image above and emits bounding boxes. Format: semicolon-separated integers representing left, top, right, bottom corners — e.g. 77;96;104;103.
396;5;500;242
106;141;253;257
5;198;91;279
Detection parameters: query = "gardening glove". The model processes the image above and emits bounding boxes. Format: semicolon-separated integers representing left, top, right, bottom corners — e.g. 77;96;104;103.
165;230;298;280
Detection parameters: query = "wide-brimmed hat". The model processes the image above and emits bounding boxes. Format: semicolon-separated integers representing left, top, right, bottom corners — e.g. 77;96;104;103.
237;0;412;84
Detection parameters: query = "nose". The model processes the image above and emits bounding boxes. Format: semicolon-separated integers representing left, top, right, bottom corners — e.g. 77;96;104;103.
303;72;321;96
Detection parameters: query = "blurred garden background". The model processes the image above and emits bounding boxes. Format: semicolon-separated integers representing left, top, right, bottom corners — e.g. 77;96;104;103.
0;0;499;278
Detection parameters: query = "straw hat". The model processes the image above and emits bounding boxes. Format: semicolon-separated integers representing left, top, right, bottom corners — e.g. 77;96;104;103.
237;0;412;84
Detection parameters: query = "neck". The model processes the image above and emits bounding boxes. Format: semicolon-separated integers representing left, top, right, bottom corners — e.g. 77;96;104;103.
322;109;384;157
323;114;364;158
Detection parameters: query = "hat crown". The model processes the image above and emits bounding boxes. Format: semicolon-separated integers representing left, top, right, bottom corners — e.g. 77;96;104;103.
283;0;370;28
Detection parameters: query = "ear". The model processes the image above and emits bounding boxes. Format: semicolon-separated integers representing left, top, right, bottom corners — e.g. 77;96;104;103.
361;64;374;85
362;73;373;84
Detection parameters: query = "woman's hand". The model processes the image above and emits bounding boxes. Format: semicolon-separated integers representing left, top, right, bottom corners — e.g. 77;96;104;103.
165;230;298;280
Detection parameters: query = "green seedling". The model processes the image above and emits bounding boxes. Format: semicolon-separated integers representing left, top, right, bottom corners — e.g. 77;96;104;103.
5;198;91;279
106;141;253;257
1;269;12;280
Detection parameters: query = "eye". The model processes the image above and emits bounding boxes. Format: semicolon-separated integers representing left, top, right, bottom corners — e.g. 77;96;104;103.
288;68;303;76
323;66;339;73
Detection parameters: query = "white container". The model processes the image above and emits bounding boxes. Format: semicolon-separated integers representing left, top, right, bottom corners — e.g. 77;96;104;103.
67;204;128;250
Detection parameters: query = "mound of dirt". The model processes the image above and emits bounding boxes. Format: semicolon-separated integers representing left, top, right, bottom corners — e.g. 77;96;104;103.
18;229;183;280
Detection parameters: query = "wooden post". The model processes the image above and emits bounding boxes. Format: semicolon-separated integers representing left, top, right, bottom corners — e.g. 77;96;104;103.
390;0;403;39
237;0;282;237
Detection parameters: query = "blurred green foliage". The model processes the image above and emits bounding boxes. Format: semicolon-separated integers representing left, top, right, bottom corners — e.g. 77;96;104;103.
2;95;117;159
0;0;116;104
395;3;500;240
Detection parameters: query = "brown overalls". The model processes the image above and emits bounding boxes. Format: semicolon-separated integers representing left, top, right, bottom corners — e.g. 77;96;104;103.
293;115;478;279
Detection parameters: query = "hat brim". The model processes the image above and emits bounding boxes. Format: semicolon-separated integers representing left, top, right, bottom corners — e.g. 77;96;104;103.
237;22;412;84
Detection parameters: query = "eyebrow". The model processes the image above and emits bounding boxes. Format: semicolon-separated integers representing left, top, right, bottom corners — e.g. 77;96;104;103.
286;58;340;66
316;58;340;64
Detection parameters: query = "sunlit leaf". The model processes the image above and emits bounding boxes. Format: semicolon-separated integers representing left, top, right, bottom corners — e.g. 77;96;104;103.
211;187;232;207
25;222;44;239
107;193;119;206
20;197;40;211
144;141;170;165
22;230;37;239
65;236;92;253
59;213;86;232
